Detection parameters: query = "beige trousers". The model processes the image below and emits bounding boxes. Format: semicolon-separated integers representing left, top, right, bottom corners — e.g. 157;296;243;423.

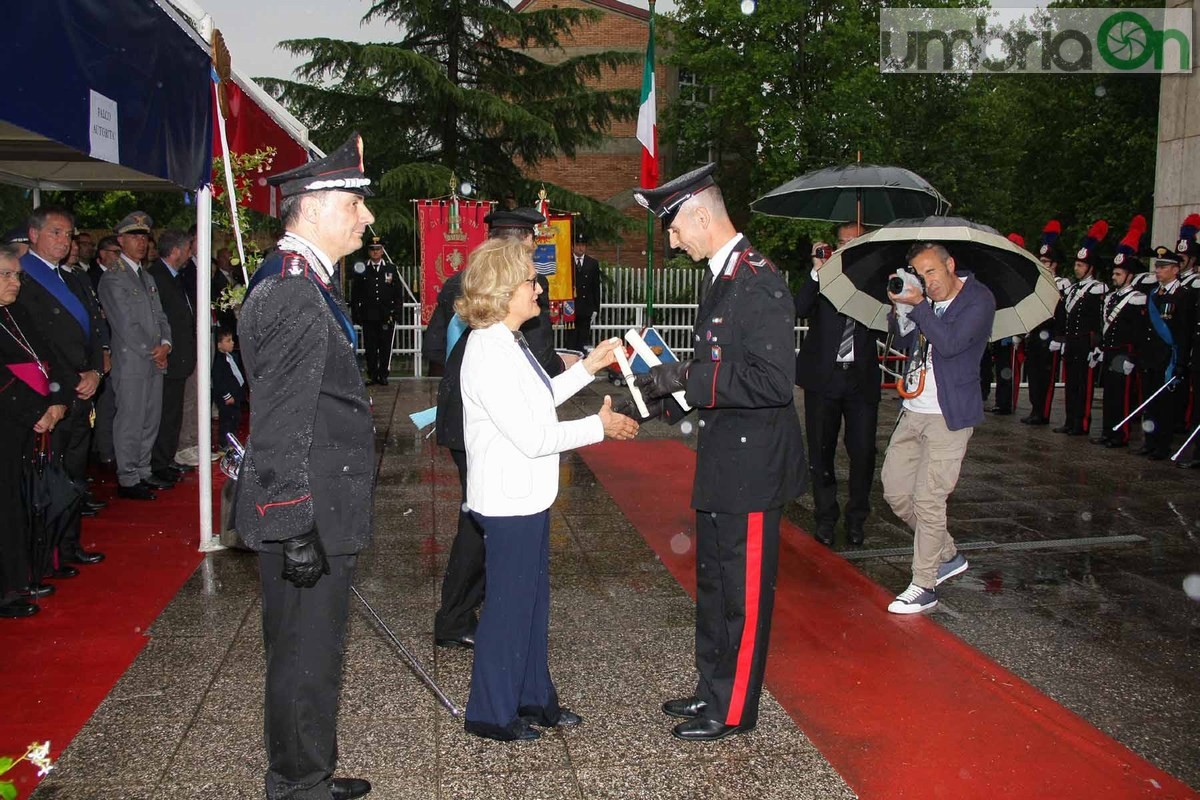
881;411;973;589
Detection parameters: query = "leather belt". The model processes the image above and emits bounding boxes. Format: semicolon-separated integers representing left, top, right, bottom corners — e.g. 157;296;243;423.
834;361;854;370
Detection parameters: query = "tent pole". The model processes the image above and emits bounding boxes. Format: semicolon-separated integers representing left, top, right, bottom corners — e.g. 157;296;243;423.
196;185;221;552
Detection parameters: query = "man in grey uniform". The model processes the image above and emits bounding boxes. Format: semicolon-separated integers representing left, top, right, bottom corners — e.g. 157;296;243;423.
98;211;173;500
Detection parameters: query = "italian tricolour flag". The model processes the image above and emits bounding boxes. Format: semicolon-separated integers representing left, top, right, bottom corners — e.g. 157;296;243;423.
637;7;658;189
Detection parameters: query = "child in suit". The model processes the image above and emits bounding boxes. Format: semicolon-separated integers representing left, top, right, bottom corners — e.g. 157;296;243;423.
211;327;246;451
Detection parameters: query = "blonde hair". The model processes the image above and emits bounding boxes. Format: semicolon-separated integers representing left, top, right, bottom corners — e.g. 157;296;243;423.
455;237;534;328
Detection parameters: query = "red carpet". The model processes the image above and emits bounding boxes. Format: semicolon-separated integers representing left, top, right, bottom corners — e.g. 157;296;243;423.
581;440;1197;800
0;467;216;797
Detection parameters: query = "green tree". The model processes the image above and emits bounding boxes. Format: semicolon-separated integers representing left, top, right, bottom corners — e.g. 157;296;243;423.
259;0;641;262
662;0;1158;271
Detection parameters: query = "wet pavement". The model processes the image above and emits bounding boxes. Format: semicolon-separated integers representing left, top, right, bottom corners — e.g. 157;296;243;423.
31;378;1200;798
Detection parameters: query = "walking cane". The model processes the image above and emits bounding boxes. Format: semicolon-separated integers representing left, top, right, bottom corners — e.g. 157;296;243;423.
1171;420;1200;462
1113;376;1179;432
352;585;464;717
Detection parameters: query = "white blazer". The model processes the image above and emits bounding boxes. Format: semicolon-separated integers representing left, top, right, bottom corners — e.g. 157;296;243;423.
461;321;603;516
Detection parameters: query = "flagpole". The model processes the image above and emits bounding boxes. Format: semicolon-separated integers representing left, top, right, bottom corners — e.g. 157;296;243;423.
643;0;657;326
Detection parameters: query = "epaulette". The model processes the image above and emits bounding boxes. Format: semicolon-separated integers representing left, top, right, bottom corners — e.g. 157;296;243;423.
1128;292;1147;306
1183;272;1200;289
725;245;776;280
1087;282;1107;295
279;251;312;280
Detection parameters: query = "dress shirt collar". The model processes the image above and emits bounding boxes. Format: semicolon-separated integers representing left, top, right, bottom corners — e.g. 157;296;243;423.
119;253;141;273
707;233;743;283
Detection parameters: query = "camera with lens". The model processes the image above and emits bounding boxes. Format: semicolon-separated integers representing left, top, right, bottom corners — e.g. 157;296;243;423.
888;267;924;297
814;245;832;260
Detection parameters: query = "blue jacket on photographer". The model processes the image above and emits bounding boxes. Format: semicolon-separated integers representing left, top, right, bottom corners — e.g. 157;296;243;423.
887;246;996;430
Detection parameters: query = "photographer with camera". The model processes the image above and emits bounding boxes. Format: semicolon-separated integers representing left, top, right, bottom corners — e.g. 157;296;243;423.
880;243;995;614
794;221;881;547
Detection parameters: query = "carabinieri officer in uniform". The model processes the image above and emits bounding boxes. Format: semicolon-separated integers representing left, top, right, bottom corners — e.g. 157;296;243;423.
629;163;807;741
234;133;376;800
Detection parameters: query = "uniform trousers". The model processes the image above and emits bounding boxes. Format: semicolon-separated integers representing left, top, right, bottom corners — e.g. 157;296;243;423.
361;320;392;382
1062;352;1096;432
217;400;243;451
433;448;485;640
1025;340;1057;420
881;411;972;589
1100;353;1136;445
259;551;356;800
92;375;116;462
693;508;780;728
1142;365;1187;457
802;367;878;534
151;375;187;473
465;509;561;739
991;341;1018;411
111;360;163;487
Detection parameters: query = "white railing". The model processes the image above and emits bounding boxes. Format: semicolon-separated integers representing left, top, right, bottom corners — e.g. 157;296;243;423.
373;265;808;376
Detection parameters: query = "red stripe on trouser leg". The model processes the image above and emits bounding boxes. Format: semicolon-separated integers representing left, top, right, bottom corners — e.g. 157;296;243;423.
1082;365;1095;433
725;511;762;726
1043;352;1058;419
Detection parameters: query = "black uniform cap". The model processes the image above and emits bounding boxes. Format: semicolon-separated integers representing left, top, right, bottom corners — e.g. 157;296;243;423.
484;207;545;235
1150;245;1183;266
268;132;372;199
3;225;29;244
633;163;717;225
367;236;383;249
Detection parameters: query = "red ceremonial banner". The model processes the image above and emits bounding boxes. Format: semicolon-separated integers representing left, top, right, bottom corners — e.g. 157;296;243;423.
418;200;492;325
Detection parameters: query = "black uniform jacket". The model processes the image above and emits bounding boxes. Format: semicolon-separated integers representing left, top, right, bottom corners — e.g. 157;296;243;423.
1137;281;1196;375
574;254;602;316
212;350;246;405
147;260;197;378
1056;278;1106;354
0;303;74;434
350;259;404;323
662;238;807;514
793;274;882;401
1100;288;1147;353
234;249;375;555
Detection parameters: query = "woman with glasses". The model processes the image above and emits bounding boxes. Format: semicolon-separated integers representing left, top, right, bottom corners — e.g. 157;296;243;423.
456;236;638;741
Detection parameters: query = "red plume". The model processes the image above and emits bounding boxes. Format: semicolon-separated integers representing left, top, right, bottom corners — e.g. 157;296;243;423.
1185;213;1200;228
1006;232;1025;248
1118;215;1146;252
1086;220;1108;241
1043;220;1061;234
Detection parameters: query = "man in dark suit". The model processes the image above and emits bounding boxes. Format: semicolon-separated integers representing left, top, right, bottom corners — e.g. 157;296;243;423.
349;236;403;385
630;164;807;742
147;229;197;484
1136;247;1195;460
794;221;879;547
882;243;995;614
569;231;602;351
233;134;375;800
17;206;106;567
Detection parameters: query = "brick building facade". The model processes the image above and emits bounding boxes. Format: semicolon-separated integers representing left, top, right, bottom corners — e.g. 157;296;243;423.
512;0;675;265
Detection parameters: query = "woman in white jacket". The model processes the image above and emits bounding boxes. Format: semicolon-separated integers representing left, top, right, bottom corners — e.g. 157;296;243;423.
457;237;638;741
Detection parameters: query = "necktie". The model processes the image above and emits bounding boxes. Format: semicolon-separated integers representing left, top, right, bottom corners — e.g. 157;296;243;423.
836;315;855;362
935;304;946;318
51;267;67;285
515;332;552;394
227;353;245;386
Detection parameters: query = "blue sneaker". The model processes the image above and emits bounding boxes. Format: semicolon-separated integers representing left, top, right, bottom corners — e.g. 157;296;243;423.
888;583;938;614
935;554;969;586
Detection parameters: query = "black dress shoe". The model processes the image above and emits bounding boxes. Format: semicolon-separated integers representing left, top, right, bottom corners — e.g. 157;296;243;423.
1134;446;1153;456
1104;440;1128;449
435;633;475;649
464;719;540;741
45;565;79;579
145;473;177;489
0;600;40;619
846;528;865;547
117;483;157;500
81;506;98;517
84;495;108;510
671;717;754;741
65;548;105;565
1147;451;1169;461
813;526;834;547
1052;425;1071;433
172;461;197;473
1089;437;1109;445
329;777;372;800
988;406;1012;415
21;583;55;599
1067;428;1087;436
1026;417;1050;426
522;707;583;728
662;696;707;719
1180;459;1200;469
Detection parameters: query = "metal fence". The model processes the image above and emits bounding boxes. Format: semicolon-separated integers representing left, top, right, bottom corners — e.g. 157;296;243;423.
373;265;808;376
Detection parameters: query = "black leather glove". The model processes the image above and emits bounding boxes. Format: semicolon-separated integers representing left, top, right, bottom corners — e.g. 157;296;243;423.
281;529;330;588
633;361;690;400
614;395;664;421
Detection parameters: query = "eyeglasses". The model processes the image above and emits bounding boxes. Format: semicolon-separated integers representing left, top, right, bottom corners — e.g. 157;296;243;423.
522;275;538;287
0;269;23;281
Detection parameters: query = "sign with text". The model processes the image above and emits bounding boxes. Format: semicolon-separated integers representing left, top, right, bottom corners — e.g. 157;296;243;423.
88;90;119;163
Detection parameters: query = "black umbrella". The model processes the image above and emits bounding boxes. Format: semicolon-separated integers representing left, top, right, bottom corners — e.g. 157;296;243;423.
817;216;1059;341
751;164;950;226
22;434;85;579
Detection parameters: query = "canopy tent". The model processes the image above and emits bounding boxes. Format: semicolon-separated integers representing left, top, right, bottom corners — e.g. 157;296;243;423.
0;0;319;551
